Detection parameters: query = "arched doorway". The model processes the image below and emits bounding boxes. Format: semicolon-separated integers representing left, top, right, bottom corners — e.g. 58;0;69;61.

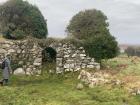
42;47;57;73
42;47;57;63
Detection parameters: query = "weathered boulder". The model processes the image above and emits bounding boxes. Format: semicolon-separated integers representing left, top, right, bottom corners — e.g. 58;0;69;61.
14;68;25;75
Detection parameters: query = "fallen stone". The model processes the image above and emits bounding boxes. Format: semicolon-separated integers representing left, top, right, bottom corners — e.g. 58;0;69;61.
76;83;84;90
14;68;25;75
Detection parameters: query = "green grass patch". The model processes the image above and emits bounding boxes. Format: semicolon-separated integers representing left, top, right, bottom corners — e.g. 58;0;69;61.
0;59;140;105
0;72;139;105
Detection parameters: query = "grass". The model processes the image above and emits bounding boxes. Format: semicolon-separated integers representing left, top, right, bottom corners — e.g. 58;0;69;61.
103;55;140;75
0;57;140;105
0;72;139;105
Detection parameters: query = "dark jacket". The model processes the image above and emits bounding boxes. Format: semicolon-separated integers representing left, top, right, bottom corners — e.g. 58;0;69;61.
2;58;11;79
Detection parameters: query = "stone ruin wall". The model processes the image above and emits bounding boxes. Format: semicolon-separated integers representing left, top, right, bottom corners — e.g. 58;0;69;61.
0;39;100;75
0;40;42;75
49;43;100;73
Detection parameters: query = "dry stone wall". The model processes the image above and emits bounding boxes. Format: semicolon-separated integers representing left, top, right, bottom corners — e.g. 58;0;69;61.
0;39;100;75
48;43;100;73
0;40;42;75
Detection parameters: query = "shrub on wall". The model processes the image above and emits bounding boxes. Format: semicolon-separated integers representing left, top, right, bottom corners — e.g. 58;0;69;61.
84;35;119;62
12;29;26;39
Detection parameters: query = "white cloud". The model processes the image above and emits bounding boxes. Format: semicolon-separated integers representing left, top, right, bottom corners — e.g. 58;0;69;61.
115;0;140;4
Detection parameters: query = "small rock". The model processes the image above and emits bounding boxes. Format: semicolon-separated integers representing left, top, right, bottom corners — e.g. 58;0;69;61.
89;82;95;88
137;89;140;95
116;79;121;85
33;63;41;66
76;83;84;90
0;49;7;54
26;68;32;75
34;58;42;63
72;53;77;57
75;67;81;71
80;54;86;57
64;55;70;58
87;65;94;69
64;64;70;69
79;47;84;50
18;61;23;65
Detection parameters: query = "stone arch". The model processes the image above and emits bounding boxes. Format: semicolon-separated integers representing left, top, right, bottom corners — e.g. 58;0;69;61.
42;47;57;63
40;41;101;74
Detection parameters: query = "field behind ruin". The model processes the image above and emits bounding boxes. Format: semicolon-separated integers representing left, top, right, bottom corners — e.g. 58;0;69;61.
0;55;140;105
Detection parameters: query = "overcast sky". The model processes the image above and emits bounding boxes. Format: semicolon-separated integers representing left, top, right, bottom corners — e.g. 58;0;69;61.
0;0;140;44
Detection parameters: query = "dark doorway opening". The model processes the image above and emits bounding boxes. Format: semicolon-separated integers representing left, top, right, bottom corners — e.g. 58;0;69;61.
42;47;57;73
42;47;57;64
